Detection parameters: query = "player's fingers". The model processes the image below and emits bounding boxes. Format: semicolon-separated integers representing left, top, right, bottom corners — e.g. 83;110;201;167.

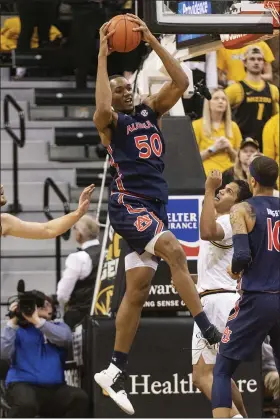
126;13;141;20
81;185;94;198
127;16;142;25
132;26;144;32
100;22;109;32
105;29;116;39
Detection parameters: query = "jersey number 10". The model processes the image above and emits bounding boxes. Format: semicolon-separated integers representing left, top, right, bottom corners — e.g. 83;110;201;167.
135;134;163;159
267;218;280;252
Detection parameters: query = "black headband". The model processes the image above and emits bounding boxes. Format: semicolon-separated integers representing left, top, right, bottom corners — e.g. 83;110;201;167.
249;163;275;187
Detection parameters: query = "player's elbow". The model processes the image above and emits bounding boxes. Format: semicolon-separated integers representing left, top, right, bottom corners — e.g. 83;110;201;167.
177;76;189;93
200;231;212;241
93;109;112;129
200;226;217;241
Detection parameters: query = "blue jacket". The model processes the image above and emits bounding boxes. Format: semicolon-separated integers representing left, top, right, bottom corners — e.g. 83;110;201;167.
1;319;72;386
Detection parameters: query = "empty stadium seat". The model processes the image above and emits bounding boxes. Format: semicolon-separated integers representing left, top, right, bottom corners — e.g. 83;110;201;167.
35;88;94;106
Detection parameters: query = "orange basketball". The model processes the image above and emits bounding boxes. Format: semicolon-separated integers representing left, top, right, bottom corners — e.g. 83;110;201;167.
108;15;141;53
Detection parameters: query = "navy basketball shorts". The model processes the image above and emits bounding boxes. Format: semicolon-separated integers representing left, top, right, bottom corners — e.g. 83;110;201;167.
219;292;280;362
108;192;168;256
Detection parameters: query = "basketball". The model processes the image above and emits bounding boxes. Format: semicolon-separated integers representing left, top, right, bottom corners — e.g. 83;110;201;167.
108;15;141;53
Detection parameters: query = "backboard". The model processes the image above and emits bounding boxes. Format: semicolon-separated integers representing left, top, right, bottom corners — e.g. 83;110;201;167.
143;1;274;34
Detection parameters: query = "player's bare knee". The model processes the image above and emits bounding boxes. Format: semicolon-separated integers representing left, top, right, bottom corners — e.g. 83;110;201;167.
192;367;212;389
155;233;186;269
164;242;186;269
126;282;150;307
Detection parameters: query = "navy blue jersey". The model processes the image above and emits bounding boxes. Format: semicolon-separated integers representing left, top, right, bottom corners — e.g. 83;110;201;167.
241;196;280;292
107;103;169;203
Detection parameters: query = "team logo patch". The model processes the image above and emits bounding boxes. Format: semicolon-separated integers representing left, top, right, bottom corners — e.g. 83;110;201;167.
141;109;148;117
221;326;232;344
134;214;152;232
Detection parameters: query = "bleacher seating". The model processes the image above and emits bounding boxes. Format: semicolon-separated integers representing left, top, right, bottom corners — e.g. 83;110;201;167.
0;65;107;310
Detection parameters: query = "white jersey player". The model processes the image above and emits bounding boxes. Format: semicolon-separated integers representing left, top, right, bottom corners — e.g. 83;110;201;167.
192;171;252;418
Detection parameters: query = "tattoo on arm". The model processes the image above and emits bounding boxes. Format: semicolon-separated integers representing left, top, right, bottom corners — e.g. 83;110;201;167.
243;202;256;222
230;203;248;235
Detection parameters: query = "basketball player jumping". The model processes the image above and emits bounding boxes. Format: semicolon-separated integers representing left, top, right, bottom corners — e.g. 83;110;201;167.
93;14;221;415
211;155;280;418
193;170;250;418
0;184;94;238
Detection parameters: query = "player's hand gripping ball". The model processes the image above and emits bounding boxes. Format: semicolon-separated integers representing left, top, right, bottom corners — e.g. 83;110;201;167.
107;14;141;53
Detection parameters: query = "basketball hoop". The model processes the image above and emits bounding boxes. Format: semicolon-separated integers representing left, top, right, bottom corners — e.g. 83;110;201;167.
220;1;279;49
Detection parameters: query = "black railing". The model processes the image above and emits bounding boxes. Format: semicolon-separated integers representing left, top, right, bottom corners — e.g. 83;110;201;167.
43;178;71;285
4;94;26;214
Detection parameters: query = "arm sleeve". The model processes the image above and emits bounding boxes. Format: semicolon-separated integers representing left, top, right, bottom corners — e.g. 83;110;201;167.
56;252;92;305
232;122;242;149
0;322;18;360
38;320;72;348
263;118;275;160
216;214;232;241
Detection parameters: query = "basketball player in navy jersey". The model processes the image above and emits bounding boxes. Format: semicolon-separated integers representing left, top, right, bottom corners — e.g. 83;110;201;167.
93;15;221;415
211;155;280;418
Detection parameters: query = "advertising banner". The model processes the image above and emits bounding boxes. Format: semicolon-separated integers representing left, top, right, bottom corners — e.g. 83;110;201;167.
94;227;122;316
167;195;203;260
92;318;262;418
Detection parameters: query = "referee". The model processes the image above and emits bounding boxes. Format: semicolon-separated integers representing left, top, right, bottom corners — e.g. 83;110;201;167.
57;215;101;328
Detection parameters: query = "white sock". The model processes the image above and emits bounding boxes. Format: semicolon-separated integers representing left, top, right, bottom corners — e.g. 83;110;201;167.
232;415;243;418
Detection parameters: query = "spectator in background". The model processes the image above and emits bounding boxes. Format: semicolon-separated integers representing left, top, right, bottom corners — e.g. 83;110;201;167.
57;215;100;329
222;138;259;186
1;295;89;418
15;0;59;78
217;41;275;86
192;88;242;176
263;114;280;189
70;0;105;89
225;46;279;151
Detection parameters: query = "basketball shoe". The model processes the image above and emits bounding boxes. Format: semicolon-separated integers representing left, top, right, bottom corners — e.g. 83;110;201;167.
94;363;134;415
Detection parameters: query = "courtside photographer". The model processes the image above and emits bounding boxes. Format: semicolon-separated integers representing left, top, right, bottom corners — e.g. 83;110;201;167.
0;285;89;418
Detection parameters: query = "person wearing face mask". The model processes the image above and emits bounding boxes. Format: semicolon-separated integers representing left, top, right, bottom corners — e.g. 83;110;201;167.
192;88;242;176
222;138;259;186
0;293;89;418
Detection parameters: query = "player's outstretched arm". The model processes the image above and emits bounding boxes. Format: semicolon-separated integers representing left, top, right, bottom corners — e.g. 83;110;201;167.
127;14;189;116
229;202;253;276
93;22;116;146
200;170;226;241
1;185;94;239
